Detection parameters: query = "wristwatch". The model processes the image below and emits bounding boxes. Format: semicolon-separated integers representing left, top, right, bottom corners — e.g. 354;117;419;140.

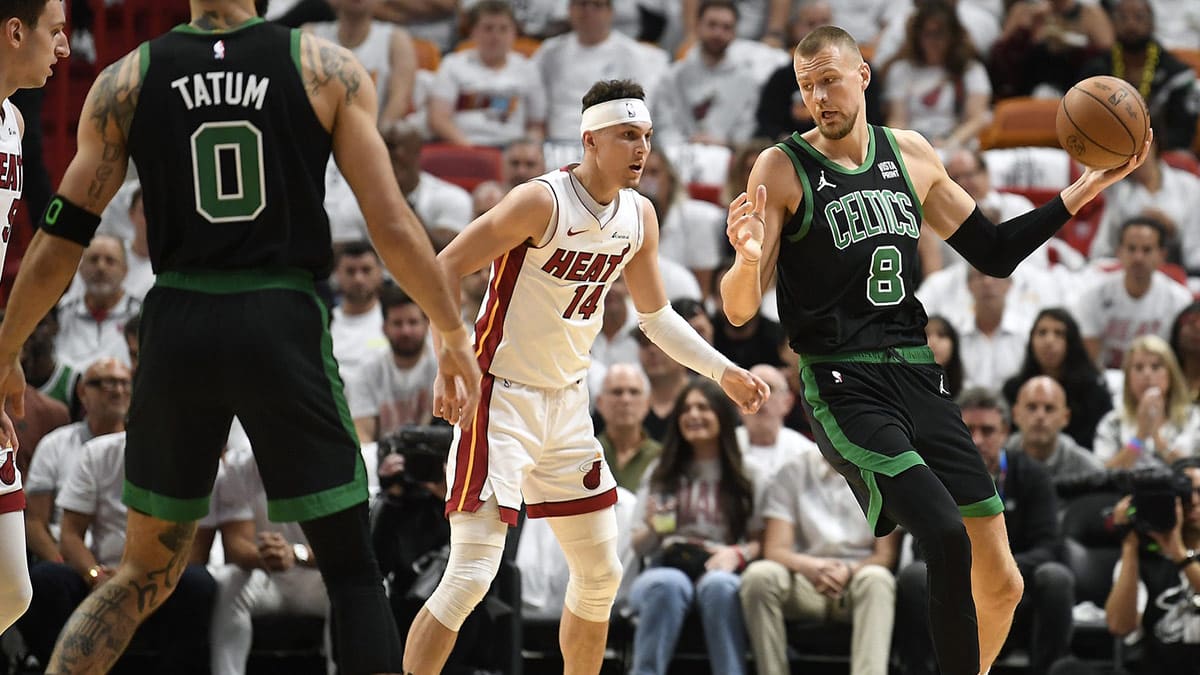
1177;549;1199;570
293;543;311;565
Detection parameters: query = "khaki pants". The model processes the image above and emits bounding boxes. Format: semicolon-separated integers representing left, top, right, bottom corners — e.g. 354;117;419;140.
739;559;895;675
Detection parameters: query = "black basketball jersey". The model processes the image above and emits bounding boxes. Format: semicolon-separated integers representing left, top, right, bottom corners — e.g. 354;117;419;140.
127;19;335;277
774;126;929;355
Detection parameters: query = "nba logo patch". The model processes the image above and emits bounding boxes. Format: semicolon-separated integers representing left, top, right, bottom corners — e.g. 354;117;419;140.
213;40;226;60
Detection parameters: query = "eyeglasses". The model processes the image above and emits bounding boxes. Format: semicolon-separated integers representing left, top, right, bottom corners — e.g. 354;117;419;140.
84;377;132;391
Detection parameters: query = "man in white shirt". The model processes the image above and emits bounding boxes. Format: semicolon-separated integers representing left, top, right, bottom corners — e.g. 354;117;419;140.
331;242;389;385
54;235;142;370
957;266;1031;391
348;285;438;444
24;358;131;564
736;364;816;480
1075;217;1193;369
739;444;900;675
654;0;789;147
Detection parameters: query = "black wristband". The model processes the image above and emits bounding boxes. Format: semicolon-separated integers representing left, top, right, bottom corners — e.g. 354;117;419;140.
40;194;101;247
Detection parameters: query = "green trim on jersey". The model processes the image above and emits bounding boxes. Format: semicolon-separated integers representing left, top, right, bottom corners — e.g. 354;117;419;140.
137;41;150;79
791;127;877;175
268;455;368;522
797;345;935;368
800;365;926;532
172;17;266;35
882;127;925;224
290;29;303;77
156;268;314;294
124;480;211;522
959;493;1005;518
775;141;815;242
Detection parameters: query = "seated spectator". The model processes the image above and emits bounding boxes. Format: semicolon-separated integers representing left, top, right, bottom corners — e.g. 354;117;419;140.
330;242;389;385
18;432;215;672
20;309;77;413
637;151;724;296
711;262;785;369
5;311;69;472
736;364;816;481
957;266;1030;391
209;442;327;675
55;235;142;370
1170;302;1200;401
1006;376;1107;492
1080;0;1199;152
306;0;416;125
471;180;506;220
1103;461;1200;674
628;380;759;675
24;358;131;565
428;1;547;147
373;0;458;53
1076;217;1193;369
596;364;661;491
1093;334;1200;470
673;298;714;345
348;285;437;443
681;0;791;45
533;0;669;143
753;0;829;142
634;328;693;442
882;0;993;150
897;388;1074;675
1087;140;1200;273
1003;308;1113;450
989;0;1113;99
740;444;900;675
501;137;546;189
591;279;640;381
925;314;965;397
122;186;155;301
653;0;789;147
872;0;1001;78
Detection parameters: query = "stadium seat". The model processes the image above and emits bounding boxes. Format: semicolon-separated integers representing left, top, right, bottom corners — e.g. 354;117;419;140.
418;143;504;192
999;187;1105;256
687;183;723;205
1163;149;1200;177
978;98;1061;150
1172;48;1200;77
413;37;441;72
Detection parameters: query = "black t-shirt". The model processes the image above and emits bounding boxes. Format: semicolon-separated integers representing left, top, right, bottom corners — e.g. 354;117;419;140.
1138;554;1200;673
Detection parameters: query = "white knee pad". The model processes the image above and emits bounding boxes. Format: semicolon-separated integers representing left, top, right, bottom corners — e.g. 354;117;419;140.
547;508;623;623
424;501;508;631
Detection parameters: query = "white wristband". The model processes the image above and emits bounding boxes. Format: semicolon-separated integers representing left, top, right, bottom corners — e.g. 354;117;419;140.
637;305;733;381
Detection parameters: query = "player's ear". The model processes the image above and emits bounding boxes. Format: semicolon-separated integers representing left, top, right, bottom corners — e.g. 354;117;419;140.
582;130;596;152
859;61;871;91
3;18;21;48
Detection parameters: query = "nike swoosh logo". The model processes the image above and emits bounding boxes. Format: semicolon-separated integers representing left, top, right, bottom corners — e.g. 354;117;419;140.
567;226;588;236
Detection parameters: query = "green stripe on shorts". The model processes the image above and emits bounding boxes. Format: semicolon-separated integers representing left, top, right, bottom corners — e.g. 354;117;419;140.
123;480;211;522
155;267;315;294
268;455;368;522
959;493;1005;518
798;345;935;368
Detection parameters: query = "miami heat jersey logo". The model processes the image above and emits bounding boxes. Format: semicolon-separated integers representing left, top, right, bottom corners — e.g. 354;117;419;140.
0;447;15;486
580;458;602;490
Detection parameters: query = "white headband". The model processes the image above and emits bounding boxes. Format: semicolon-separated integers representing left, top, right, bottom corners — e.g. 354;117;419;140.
579;98;652;137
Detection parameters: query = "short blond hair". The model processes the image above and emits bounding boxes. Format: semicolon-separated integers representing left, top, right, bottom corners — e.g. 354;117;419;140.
794;25;862;61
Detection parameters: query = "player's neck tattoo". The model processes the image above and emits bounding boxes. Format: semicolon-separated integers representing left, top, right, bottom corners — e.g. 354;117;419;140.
192;10;254;32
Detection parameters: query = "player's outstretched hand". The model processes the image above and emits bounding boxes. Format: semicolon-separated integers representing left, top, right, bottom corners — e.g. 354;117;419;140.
719;365;770;415
1076;127;1154;197
726;184;767;263
434;326;482;429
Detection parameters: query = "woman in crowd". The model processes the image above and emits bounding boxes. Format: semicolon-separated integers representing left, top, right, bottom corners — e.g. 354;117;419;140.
925;314;964;398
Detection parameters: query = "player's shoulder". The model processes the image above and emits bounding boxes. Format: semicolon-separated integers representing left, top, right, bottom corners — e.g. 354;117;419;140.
886;127;937;160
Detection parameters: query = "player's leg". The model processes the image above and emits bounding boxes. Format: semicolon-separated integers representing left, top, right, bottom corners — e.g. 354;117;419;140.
0;509;32;632
963;514;1024;674
47;509;198;673
545;507;622;675
403;502;508;674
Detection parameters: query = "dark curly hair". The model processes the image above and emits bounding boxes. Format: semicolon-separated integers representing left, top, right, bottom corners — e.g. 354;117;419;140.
581;79;646;110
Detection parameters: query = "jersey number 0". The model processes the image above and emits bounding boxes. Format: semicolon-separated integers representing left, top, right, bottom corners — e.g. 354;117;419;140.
190;121;267;223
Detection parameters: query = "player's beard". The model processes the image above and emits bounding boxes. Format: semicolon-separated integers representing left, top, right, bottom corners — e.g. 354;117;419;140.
390;336;426;360
817;107;858;140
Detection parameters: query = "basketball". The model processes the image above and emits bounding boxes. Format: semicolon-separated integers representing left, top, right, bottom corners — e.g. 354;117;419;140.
1055;75;1150;170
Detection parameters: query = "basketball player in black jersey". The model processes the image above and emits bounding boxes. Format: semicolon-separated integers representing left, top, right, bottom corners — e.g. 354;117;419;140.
723;26;1151;675
0;1;481;673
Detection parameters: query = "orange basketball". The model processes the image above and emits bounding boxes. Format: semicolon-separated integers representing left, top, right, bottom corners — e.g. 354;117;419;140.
1055;76;1150;170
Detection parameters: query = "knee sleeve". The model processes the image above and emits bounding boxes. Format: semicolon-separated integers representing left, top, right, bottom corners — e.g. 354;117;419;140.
424;504;508;631
547;508;622;623
0;511;32;632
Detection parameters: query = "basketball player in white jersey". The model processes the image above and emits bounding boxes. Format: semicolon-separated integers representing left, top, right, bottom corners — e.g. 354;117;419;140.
0;0;70;633
403;78;770;674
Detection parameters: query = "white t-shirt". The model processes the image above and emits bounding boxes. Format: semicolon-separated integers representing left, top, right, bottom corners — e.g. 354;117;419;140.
758;445;875;561
325;169;473;242
25;421;95;525
1148;0;1200;50
309;21;396;115
882;59;992;143
55;432;129;568
212;444;309;546
54;293;141;371
658;254;703;302
124;247;155;302
331;304;388;385
1088;164;1200;271
1093;406;1200;468
957;312;1031;391
657;197;725;274
534;31;670;142
431;50;547;147
346;344;438;437
1073;271;1194;370
831;0;891;44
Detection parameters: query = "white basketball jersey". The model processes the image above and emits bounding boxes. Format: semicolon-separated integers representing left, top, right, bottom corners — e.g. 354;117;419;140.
475;167;644;389
0;100;20;300
310;21;394;110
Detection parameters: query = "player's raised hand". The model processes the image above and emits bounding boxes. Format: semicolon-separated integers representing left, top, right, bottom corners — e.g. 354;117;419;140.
1070;128;1154;209
433;326;482;429
718;365;770;415
726;184;767;263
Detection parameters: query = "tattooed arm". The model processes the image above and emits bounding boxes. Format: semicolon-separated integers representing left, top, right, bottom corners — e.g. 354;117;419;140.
0;49;140;407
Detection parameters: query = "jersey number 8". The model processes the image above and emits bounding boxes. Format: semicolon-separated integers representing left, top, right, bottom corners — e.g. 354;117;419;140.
867;245;906;307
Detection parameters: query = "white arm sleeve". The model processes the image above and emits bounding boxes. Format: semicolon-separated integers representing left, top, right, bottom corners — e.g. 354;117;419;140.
637;304;734;382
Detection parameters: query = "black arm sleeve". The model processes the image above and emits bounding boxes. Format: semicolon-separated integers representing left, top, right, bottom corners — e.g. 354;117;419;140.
944;195;1071;278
